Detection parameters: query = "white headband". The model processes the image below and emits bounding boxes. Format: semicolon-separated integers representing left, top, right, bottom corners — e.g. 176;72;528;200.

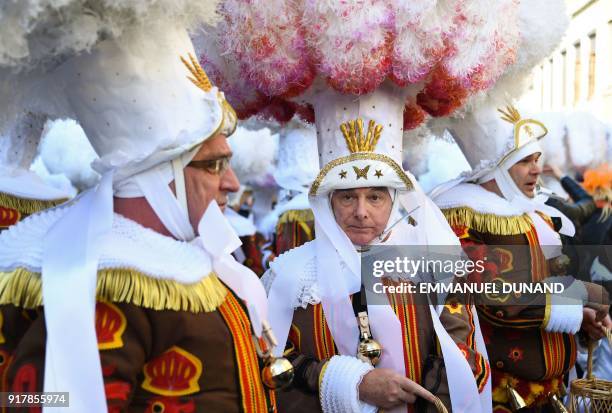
113;145;201;241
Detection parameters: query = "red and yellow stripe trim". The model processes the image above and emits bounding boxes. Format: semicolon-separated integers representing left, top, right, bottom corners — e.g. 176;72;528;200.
540;330;575;380
464;304;476;349
465;305;490;392
219;293;269;413
475;352;490;392
525;226;549;282
385;281;422;384
313;304;336;361
386;280;422;413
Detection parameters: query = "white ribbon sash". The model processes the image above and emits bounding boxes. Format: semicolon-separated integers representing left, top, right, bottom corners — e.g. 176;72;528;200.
42;172;114;413
197;201;268;336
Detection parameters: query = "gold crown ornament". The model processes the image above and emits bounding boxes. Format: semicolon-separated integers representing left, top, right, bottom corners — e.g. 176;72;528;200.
497;105;548;149
181;53;213;92
309;116;414;196
340;118;384;153
180;53;238;137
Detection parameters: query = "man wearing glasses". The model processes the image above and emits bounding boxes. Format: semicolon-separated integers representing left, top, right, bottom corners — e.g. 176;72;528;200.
0;24;283;412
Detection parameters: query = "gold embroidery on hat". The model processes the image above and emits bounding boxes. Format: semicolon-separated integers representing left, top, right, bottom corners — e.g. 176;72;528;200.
180;53;213;92
339;170;348;179
497;105;521;125
353;165;370;180
309;153;414;196
340;119;383;153
496;104;548;160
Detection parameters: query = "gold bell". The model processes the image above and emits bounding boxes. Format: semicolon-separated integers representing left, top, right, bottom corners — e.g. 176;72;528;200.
506;384;528;412
548;393;569;413
356;312;382;366
254;321;295;390
262;357;294;390
358;337;383;366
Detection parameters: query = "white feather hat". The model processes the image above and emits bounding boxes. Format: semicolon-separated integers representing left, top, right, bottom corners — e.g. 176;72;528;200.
273;119;319;193
446;105;548;183
309;83;415;197
0;112;71;201
228;125;278;186
52;25;235;183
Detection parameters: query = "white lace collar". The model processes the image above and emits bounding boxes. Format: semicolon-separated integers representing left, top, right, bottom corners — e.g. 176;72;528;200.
264;241;322;309
433;182;524;216
0;203;212;283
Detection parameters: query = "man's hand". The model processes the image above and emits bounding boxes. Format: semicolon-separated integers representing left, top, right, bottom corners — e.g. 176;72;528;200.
358;368;436;410
582;307;612;340
542;164;563;180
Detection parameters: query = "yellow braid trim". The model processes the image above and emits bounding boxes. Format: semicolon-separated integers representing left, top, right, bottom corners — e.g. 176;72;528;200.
0;268;227;313
276;209;314;239
277;209;314;226
0;192;67;215
442;207;533;236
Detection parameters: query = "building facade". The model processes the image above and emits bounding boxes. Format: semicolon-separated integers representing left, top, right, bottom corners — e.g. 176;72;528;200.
519;0;612;121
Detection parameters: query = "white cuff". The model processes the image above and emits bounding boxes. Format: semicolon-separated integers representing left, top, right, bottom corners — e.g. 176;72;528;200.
544;280;586;334
319;355;376;413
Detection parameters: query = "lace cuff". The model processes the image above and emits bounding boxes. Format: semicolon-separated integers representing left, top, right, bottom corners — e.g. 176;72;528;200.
319;355;376;413
544;280;586;334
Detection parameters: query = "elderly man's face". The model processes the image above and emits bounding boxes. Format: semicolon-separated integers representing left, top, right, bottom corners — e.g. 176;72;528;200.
184;133;240;232
330;187;393;246
508;152;542;198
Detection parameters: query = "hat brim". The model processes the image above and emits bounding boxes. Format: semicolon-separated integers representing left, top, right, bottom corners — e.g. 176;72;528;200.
309;152;414;196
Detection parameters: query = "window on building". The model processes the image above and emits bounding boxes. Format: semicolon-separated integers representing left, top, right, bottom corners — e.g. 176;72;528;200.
540;64;545;109
588;33;596;99
549;58;554;109
561;50;567;107
574;42;581;106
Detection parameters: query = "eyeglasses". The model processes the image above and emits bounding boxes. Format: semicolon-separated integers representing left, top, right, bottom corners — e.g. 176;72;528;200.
187;156;231;175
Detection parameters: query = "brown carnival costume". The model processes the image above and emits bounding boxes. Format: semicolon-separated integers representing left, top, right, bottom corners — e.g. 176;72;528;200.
262;85;490;413
266;121;319;263
431;106;609;412
0;20;286;413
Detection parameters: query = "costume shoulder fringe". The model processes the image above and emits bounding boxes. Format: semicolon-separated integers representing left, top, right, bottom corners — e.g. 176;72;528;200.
0;191;68;215
276;208;314;232
277;208;314;225
0;268;228;313
442;206;533;236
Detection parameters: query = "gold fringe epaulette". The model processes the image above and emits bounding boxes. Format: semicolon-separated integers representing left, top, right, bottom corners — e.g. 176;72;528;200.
0;192;68;215
276;209;315;237
0;268;228;313
442;206;533;236
277;209;314;227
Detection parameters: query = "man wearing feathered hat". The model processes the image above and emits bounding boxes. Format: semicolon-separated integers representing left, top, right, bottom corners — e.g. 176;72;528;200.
430;105;611;412
263;83;491;413
0;3;290;412
198;0;563;411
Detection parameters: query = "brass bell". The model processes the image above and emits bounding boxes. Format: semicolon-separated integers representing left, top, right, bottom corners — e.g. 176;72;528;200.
506;384;528;412
356;311;382;366
262;356;295;390
549;254;570;275
254;321;295;390
357;337;382;366
548;393;569;413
